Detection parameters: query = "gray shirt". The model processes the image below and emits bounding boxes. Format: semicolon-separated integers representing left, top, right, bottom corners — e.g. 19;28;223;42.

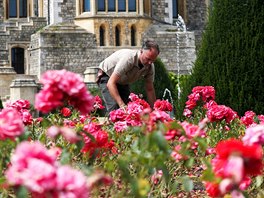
99;49;155;85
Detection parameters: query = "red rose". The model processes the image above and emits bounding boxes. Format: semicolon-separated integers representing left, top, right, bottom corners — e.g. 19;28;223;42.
61;107;71;117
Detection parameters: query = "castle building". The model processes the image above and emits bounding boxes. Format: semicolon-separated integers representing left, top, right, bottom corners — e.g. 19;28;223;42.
0;0;209;101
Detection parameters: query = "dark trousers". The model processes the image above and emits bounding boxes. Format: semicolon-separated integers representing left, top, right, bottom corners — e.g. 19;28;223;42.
98;75;130;114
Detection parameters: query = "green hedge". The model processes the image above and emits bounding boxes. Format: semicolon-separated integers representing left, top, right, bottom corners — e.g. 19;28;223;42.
178;0;264;117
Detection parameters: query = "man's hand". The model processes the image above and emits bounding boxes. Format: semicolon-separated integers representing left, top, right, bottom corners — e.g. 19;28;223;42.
120;104;127;112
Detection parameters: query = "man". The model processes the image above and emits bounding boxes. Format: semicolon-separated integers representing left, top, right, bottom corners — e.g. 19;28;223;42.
96;39;160;113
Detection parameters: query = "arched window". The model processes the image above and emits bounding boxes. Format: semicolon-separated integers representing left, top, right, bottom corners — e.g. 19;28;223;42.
172;0;178;18
118;0;126;12
11;47;25;74
108;0;115;12
115;26;121;46
128;0;136;12
8;0;28;18
83;0;90;12
98;0;105;11
131;25;136;46
100;25;105;46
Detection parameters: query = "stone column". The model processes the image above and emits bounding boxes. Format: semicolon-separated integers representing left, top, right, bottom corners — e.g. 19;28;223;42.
91;0;96;16
139;0;144;15
10;75;39;105
83;66;98;89
0;67;17;98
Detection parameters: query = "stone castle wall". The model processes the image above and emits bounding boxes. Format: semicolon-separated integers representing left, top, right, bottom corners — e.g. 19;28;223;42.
151;0;209;46
59;0;76;22
186;0;208;46
143;23;196;74
29;23;97;78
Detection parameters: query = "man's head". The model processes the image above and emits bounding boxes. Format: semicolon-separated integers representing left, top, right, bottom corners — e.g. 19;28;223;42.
139;39;160;66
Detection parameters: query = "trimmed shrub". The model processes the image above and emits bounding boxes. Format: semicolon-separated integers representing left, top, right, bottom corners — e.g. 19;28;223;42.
178;0;264;117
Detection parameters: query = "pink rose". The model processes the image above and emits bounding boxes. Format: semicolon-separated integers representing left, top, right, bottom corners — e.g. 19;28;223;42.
5;141;57;193
55;166;89;198
0;108;24;140
35;70;94;115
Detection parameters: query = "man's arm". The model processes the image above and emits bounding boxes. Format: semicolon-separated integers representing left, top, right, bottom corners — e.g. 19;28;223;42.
107;73;126;108
145;79;156;108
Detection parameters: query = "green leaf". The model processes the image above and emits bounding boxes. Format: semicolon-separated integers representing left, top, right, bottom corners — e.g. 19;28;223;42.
60;149;71;165
184;157;194;168
195;137;208;152
201;168;216;182
38;131;47;142
40;118;52;128
104;161;115;172
0;176;6;184
16;186;29;198
159;165;170;183
117;159;132;182
18;129;31;142
181;176;193;192
75;140;84;152
151;131;169;153
125;135;132;143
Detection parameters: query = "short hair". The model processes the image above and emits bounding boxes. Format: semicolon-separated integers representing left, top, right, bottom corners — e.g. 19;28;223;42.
142;39;160;54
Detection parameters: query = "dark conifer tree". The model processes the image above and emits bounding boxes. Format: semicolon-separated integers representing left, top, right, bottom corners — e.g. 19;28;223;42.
177;0;264;117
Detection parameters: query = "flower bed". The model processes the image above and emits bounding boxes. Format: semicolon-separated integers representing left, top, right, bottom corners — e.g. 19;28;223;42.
0;70;263;198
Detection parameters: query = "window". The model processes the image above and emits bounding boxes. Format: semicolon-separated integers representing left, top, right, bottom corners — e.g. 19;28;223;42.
98;0;105;11
115;26;121;46
118;0;126;12
128;0;136;12
19;0;27;17
131;25;136;46
8;0;27;18
11;47;25;74
83;0;90;12
172;0;178;18
108;0;115;11
100;26;105;46
9;0;18;18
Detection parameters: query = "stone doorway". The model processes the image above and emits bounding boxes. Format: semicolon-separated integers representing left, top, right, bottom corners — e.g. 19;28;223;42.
11;47;25;74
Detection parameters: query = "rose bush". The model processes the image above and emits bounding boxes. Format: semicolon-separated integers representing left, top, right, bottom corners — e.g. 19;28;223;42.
0;70;263;198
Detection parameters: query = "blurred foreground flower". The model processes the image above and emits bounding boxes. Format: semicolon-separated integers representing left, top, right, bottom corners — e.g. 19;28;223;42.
35;69;94;115
205;139;263;197
47;125;81;143
5;141;89;197
242;124;264;146
5;99;33;125
0;108;24;140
